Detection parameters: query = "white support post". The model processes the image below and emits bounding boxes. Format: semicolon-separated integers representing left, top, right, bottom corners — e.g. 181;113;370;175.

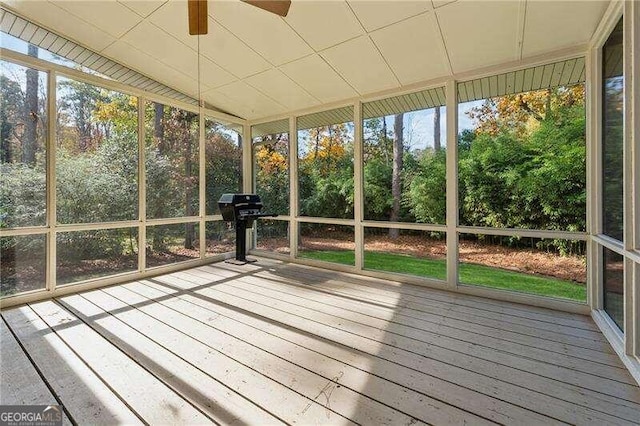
250;127;258;249
242;123;253;249
290;116;299;258
353;101;364;270
199;108;206;257
445;79;458;290
46;70;57;292
586;47;603;310
623;0;638;356
138;96;146;272
242;124;252;193
631;0;640;359
634;262;640;358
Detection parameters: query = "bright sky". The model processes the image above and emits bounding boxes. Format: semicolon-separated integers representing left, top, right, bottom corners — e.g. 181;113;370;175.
375;101;481;152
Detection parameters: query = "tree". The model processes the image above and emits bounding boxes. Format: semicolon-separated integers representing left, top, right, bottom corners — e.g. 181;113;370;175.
57;79;108;152
154;102;164;150
255;133;289;215
433;106;441;151
22;45;39;165
408;148;446;225
467;85;585;137
205;120;242;214
389;113;404;238
0;76;23;164
458;88;586;252
298;123;354;218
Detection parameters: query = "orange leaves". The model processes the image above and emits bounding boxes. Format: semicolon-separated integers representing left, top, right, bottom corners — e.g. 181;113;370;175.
256;146;287;174
468;85;586;138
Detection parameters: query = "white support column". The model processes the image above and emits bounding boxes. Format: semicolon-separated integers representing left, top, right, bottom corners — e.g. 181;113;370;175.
242;123;253;249
634;261;640;357
624;0;639;357
631;0;640;359
242;123;252;193
46;70;57;292
290;116;299;258
625;256;635;355
445;79;458;290
137;96;146;272
586;47;603;310
199;108;206;257
353;101;364;270
250;128;257;249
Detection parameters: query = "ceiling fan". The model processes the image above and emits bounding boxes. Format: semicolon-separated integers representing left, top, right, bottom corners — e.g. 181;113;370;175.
188;0;292;35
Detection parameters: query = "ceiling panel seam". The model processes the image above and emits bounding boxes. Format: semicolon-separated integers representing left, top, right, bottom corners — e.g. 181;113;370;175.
367;32;402;87
516;0;528;61
209;16;278;69
432;9;454;76
276;2;360;97
246;69;321;107
143;19;241;83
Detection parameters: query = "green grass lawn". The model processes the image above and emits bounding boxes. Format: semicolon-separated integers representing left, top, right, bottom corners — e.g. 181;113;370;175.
298;250;586;302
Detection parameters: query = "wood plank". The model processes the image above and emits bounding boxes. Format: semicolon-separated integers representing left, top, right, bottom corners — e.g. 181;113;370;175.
1;306;142;425
238;262;606;340
120;281;516;425
77;287;358;426
134;278;639;425
0;319;71;426
186;267;630;384
198;262;636;380
227;257;598;329
56;293;284;426
137;275;635;425
243;259;601;332
28;301;211;425
169;270;640;418
195;264;619;362
99;284;424;426
194;268;640;401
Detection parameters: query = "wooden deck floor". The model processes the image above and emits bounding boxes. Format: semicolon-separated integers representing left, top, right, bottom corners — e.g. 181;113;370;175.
2;258;640;425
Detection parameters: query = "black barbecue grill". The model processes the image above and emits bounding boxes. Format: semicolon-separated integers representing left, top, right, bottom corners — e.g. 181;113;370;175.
218;193;277;264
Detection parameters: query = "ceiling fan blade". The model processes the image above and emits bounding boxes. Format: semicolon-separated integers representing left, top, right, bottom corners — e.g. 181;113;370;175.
242;0;291;17
188;0;208;35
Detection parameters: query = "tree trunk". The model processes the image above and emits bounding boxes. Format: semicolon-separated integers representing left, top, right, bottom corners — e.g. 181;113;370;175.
237;133;243;191
433;106;441;151
154;102;165;152
389;113;404;238
23;44;38;165
184;115;195;250
151;103;166;244
382;118;389;162
1;109;12;163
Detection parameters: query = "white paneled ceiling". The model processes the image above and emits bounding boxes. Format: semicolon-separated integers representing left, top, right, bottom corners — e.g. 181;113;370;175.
245;68;317;110
347;0;432;32
320;35;399;94
280;54;359;103
1;0;609;121
437;0;522;73
522;0;609;57
286;1;363;50
370;12;449;85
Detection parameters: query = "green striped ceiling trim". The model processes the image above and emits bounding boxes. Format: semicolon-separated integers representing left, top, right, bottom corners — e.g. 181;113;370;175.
296;106;354;131
251;118;289;139
458;57;586;103
0;7;197;105
363;87;445;119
